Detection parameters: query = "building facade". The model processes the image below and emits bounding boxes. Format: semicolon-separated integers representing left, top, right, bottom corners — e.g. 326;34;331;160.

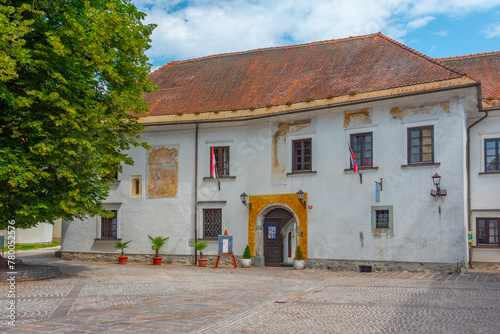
61;34;499;271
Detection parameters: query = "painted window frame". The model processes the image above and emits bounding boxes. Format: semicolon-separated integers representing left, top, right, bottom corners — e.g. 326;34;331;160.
476;218;499;246
407;126;434;164
131;176;141;198
485;138;500;172
100;210;118;239
292;138;312;172
211;146;230;177
371;206;393;233
350;132;373;168
203;208;222;239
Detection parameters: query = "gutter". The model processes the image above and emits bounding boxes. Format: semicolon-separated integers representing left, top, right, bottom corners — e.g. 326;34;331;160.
194;123;198;265
466;84;488;269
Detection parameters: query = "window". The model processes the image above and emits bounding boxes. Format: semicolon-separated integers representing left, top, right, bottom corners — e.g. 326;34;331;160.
203;209;222;239
101;210;117;239
292;139;312;172
131;177;141;197
375;210;390;228
211;146;230;177
485;138;500;171
371;206;393;233
477;218;499;245
408;126;433;163
350;133;373;167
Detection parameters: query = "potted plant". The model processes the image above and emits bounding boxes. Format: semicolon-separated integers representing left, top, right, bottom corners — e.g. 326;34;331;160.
293;245;305;270
241;245;251;268
191;240;208;267
115;240;132;264
148;235;169;265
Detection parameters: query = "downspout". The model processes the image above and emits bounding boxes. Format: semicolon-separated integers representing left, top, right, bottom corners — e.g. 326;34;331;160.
194;123;199;265
466;85;488;269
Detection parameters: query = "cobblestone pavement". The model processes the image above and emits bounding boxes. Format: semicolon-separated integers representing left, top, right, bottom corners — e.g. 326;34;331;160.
1;250;500;333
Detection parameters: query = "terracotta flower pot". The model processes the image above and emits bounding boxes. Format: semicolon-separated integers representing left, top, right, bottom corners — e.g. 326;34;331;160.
198;258;208;267
152;257;162;265
118;256;128;264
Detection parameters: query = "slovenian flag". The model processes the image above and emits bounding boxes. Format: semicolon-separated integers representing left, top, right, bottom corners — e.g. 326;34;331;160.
211;147;216;178
348;142;358;173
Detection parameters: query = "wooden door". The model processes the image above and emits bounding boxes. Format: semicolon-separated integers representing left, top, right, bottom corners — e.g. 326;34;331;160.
264;219;281;266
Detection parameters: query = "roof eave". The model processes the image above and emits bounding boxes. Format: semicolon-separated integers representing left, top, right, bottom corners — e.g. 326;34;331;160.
139;76;478;126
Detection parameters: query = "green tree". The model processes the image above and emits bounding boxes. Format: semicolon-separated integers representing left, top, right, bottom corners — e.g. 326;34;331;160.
0;0;156;229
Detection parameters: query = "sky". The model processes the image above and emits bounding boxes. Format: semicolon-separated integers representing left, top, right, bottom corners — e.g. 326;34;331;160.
131;0;500;71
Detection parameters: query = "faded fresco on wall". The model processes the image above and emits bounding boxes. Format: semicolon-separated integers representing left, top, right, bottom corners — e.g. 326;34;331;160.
390;101;450;120
147;145;179;198
343;108;371;128
272;119;311;182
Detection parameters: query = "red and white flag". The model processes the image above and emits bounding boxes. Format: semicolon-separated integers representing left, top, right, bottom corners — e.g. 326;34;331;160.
211;147;216;178
348;142;358;173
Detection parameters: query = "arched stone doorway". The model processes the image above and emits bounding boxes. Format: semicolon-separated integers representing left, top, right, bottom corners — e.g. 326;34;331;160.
254;203;300;267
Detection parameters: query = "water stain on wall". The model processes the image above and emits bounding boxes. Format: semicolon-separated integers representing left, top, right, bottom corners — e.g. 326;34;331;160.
390;101;450;120
147;146;178;198
272;119;311;181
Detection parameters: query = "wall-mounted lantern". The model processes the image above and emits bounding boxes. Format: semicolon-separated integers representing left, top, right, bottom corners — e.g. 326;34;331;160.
430;173;447;197
240;192;252;210
296;189;307;209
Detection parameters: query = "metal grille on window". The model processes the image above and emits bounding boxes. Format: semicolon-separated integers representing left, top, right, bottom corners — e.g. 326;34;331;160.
203;209;222;239
376;210;390;228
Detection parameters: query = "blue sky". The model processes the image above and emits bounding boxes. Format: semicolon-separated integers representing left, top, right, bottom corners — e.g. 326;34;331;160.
132;0;500;71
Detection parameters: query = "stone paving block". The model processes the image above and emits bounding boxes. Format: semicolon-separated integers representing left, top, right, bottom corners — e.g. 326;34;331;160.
1;253;500;333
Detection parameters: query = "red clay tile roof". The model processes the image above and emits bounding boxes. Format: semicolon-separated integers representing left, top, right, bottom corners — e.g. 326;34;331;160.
144;33;466;117
438;51;500;108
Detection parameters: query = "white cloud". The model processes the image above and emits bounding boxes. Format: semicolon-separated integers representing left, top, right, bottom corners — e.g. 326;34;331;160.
432;30;449;37
485;23;500;38
407;16;434;29
133;0;500;68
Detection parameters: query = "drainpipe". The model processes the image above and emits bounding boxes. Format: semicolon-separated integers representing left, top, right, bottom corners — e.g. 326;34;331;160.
194;123;199;265
466;85;488;269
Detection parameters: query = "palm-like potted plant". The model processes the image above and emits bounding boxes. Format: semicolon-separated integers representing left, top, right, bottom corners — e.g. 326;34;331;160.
241;245;251;268
293;245;305;270
115;240;132;264
148;235;169;265
191;240;208;267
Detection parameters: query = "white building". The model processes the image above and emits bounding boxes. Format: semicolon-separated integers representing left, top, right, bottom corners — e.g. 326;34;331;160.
440;52;500;267
61;33;499;271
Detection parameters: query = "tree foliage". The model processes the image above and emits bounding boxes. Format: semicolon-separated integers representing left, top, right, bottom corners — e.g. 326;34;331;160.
0;0;156;229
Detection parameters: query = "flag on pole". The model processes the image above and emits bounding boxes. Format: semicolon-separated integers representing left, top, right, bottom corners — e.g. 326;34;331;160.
211;147;221;190
348;142;358;173
211;147;216;178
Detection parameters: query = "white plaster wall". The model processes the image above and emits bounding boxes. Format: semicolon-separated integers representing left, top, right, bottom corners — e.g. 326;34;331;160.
2;222;54;244
62;88;475;264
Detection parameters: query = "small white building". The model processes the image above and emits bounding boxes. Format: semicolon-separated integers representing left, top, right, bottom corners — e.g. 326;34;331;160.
61;33;499;271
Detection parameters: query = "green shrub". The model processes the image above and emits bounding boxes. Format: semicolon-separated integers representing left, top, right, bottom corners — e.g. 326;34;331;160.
295;246;303;260
243;245;251;259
